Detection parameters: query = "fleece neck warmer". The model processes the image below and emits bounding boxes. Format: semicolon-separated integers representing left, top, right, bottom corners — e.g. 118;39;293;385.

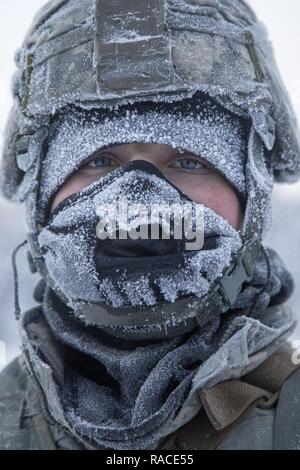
20;243;294;450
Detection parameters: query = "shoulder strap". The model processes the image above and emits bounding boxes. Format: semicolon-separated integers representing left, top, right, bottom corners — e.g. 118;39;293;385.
242;341;299;395
274;366;300;450
158;341;300;450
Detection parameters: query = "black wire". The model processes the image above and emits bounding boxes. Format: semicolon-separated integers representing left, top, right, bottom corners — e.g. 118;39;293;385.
11;239;28;321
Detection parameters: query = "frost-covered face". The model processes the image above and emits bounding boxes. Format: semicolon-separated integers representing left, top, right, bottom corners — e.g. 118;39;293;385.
51;143;244;229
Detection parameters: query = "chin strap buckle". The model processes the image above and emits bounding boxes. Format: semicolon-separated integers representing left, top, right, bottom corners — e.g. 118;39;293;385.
218;235;261;308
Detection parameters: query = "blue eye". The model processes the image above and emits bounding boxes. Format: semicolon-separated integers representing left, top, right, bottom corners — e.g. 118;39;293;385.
86;155;118;168
174;157;207;170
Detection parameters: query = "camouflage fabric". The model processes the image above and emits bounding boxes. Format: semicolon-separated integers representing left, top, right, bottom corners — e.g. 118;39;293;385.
1;0;300;205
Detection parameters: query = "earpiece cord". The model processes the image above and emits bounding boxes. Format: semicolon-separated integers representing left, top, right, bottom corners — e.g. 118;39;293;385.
11;239;28;321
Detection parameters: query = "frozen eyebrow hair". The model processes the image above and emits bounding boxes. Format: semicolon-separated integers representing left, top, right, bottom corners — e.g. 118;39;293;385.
38;92;250;222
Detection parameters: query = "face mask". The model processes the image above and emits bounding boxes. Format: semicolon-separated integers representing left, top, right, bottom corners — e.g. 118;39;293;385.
37;159;242;339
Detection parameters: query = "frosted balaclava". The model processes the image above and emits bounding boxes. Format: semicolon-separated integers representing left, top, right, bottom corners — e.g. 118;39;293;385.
1;0;299;450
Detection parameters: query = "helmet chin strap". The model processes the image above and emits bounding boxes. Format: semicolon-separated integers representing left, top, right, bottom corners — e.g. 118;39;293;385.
15;223;262;341
67;234;261;340
25;224;261;339
23;228;261;341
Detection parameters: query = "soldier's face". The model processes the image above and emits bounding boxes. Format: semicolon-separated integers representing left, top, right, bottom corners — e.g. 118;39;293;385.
50;143;244;230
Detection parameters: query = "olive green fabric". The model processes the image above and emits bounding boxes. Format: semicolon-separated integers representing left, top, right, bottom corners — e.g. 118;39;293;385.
0;357;57;450
158;342;300;450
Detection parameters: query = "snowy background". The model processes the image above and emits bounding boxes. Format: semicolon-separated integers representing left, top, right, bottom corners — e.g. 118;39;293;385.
1;0;300;369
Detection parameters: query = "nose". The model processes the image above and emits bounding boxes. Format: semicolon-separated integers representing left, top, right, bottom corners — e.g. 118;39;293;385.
119;143;168;167
121;159;165;179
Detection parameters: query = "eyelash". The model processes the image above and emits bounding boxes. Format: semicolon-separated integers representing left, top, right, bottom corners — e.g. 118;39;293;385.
84;154;207;171
86;155;118;168
172;157;206;170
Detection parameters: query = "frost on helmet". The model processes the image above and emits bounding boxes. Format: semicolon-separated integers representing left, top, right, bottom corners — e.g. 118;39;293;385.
1;0;300;208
